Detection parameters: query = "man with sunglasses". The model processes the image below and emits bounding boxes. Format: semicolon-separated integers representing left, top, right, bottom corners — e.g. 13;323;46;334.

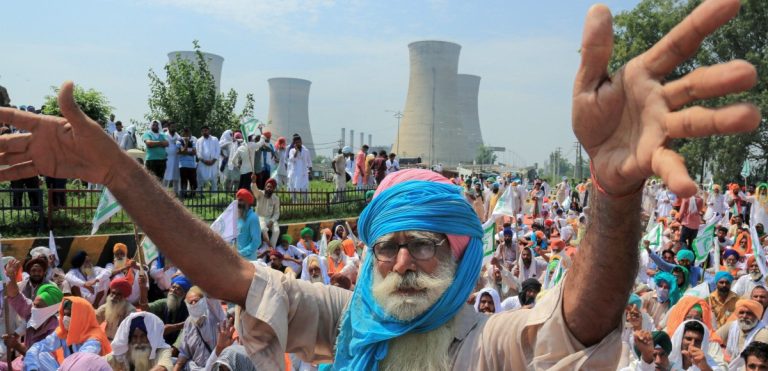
0;0;760;368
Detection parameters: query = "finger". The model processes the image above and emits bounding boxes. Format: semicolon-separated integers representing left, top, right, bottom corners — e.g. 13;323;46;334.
665;103;760;139
0;162;38;181
0;133;31;153
652;148;697;197
58;81;92;128
643;0;741;78
0;108;42;132
574;4;613;94
663;60;758;110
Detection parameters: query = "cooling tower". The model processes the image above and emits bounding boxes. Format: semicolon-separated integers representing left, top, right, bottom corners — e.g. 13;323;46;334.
395;41;466;166
457;74;483;160
167;51;224;91
267;78;315;159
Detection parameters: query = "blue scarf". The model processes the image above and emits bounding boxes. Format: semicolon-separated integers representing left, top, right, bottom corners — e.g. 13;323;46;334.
332;180;483;370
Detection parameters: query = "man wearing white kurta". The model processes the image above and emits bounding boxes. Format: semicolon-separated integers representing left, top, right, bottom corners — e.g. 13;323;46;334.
163;124;181;195
656;186;675;219
195;126;220;192
287;135;312;192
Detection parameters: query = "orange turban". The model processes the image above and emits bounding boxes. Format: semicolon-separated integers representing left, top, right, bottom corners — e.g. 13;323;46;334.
342;239;356;257
729;299;764;322
236;189;254;205
665;295;722;344
55;297;111;358
113;243;128;255
734;232;753;256
550;239;566;250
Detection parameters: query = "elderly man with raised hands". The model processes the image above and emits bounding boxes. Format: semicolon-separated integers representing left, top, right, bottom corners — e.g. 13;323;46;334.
0;0;762;369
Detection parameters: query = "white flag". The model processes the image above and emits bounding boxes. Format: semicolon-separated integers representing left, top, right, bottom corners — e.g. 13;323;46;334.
210;201;239;243
684;281;710;299
692;222;716;265
640;222;663;252
48;230;60;266
91;188;122;235
491;185;517;218
318;233;328;257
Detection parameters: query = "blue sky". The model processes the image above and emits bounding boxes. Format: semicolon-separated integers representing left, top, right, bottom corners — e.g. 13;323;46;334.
1;0;643;165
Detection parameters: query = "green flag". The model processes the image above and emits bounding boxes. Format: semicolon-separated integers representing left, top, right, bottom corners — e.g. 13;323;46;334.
240;117;263;139
640;222;663;251
481;220;496;264
91;188;122;235
692;223;716;265
141;236;159;263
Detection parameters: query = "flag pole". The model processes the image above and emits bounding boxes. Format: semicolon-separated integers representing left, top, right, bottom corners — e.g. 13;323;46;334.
132;224;146;277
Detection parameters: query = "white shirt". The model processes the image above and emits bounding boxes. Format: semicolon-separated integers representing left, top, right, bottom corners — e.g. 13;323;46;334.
195;136;220;162
112;130;127;146
385;159;400;174
287;146;312;179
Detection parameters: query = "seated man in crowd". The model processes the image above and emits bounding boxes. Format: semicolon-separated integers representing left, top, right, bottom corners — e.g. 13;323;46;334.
296;227;318;255
485;257;519;301
95;277;138;340
473;288;501;315
105;243;144;305
300;254;331;285
149;253;180;297
500;278;542;312
4;260;63;370
741;341;768;371
175;286;226;370
18;256;50;300
143;275;191;348
252;177;280;248
28;246;60;284
716;300;768;368
275;234;305;276
64;251;110;305
107;312;173;371
666;320;723;370
24;297;112;371
708;271;739;328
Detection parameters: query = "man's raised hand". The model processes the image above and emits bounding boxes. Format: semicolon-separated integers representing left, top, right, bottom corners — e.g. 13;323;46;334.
0;81;124;185
573;0;760;198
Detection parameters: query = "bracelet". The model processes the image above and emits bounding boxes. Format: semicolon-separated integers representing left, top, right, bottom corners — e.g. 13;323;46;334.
589;161;645;198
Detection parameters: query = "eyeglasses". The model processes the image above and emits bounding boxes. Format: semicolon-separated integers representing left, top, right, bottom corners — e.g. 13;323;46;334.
372;238;445;262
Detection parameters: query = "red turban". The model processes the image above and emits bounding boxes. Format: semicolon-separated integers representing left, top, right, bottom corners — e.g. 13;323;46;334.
263;131;272;139
109;277;132;298
236;189;254;205
265;178;277;188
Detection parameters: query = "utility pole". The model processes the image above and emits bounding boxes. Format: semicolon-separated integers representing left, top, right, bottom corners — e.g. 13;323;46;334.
574;141;583;179
554;147;562;180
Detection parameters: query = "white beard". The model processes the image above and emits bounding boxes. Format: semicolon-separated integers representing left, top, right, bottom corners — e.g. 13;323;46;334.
129;344;152;371
371;255;457;321
167;293;181;313
310;275;324;284
105;298;129;330
380;324;453;371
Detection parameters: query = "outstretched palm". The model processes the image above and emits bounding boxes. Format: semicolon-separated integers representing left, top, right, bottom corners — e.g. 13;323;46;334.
0;82;123;184
574;0;760;198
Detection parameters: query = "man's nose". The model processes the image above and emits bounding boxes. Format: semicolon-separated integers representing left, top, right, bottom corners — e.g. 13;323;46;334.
392;247;416;275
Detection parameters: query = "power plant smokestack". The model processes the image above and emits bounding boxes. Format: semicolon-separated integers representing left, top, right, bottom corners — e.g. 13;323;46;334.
350;129;355;149
168;51;224;91
396;41;465;166
267;78;315;159
368;134;372;147
456;74;483;161
341;128;346;147
360;132;364;148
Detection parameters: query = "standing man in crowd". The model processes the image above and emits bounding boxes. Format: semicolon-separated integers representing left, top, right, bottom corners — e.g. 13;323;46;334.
287;134;312;194
112;121;126;145
195;125;220;192
142;120;168;180
386;152;400;175
178;127;197;198
353;144;368;190
332;147;349;201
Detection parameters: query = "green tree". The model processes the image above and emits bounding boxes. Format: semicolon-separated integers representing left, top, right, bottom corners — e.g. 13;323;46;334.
476;146;497;165
610;0;768;184
147;40;254;137
42;85;113;123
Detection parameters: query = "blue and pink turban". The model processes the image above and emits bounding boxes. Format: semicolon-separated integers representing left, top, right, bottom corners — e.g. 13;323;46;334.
334;169;483;370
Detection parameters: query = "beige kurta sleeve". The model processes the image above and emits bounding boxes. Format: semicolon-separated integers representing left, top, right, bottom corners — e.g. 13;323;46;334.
454;276;623;370
239;264;353;370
